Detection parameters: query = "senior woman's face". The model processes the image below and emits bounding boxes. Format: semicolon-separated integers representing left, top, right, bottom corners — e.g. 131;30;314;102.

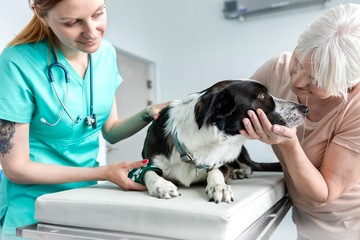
45;0;107;54
289;52;330;99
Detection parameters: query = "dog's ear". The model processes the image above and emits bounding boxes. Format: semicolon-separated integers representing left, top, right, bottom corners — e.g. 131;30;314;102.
195;92;235;129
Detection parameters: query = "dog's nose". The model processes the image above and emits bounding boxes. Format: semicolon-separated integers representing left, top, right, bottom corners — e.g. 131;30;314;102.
300;105;309;116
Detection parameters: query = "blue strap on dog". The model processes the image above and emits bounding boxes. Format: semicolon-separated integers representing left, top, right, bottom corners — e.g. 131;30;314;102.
128;164;163;185
171;132;211;170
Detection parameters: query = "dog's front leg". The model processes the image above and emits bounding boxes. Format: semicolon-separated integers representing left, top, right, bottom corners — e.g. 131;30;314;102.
144;171;180;199
206;169;234;203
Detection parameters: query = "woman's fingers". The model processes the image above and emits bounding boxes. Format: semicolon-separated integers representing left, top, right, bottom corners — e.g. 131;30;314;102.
125;159;149;170
256;109;273;130
241;108;298;146
242;109;271;141
106;159;150;191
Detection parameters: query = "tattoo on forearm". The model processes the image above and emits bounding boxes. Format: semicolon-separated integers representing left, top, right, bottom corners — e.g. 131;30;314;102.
0;119;16;157
141;109;153;123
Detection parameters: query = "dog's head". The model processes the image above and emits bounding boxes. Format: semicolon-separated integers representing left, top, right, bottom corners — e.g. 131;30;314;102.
194;79;308;135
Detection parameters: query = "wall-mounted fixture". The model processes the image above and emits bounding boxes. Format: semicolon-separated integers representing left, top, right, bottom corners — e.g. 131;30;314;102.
223;0;329;20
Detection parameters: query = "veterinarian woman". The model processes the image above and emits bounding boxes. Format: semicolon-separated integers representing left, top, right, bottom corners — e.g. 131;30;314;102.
0;0;168;238
241;3;360;240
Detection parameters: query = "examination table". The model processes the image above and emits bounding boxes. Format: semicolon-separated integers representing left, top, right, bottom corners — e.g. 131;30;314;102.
17;172;291;240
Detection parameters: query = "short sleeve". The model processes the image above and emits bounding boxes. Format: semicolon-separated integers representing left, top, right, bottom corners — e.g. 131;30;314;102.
92;39;122;97
332;97;360;153
0;47;35;123
251;52;297;102
109;43;122;91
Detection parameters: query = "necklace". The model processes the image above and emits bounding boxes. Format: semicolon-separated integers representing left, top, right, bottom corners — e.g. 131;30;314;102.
301;97;308;147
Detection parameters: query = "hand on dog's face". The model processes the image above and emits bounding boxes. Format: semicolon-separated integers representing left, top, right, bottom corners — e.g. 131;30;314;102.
194;80;307;135
240;108;299;147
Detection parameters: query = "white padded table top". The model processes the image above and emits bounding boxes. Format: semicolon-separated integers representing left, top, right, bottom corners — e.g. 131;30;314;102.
35;172;285;240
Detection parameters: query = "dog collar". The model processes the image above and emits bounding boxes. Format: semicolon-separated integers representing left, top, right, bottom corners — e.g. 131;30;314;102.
171;132;210;170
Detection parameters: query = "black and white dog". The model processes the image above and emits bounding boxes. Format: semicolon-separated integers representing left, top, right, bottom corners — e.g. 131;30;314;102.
142;80;308;203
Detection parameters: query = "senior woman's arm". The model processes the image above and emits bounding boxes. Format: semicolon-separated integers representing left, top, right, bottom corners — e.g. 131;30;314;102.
241;108;360;207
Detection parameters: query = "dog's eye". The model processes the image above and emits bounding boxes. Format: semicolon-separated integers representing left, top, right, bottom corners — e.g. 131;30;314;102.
257;92;266;100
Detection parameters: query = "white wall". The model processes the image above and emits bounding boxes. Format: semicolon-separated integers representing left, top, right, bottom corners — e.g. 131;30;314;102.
105;0;357;99
0;1;32;51
2;1;359;163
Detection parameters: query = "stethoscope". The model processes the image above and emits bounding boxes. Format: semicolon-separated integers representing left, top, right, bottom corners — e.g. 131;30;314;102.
40;51;97;129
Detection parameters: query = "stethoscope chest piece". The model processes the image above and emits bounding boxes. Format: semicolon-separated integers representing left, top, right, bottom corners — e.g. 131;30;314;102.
85;114;97;129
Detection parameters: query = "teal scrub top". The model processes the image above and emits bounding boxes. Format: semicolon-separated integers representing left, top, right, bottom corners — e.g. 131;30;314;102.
0;39;122;235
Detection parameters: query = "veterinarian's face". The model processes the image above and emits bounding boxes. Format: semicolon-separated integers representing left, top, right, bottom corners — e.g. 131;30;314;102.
289;53;330;99
45;0;107;54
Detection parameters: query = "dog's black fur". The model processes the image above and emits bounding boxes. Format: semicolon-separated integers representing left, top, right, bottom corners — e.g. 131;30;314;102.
142;80;308;202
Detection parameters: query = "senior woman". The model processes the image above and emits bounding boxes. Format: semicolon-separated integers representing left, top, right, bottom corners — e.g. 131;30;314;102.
241;3;360;239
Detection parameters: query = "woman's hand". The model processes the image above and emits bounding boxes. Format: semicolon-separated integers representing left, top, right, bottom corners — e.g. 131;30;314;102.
240;109;298;146
106;159;148;191
146;101;171;121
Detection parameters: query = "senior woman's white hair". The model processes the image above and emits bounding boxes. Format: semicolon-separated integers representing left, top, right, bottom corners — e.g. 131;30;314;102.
295;3;360;100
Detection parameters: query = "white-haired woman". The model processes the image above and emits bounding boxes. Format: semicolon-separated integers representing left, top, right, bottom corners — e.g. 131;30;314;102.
241;3;360;239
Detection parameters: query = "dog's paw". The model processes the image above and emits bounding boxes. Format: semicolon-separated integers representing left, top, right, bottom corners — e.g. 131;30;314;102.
231;165;252;179
148;177;180;199
205;184;234;204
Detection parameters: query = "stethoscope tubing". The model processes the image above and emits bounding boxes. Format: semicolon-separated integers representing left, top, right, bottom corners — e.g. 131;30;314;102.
89;54;94;117
43;80;72;126
87;55;97;129
42;50;96;129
